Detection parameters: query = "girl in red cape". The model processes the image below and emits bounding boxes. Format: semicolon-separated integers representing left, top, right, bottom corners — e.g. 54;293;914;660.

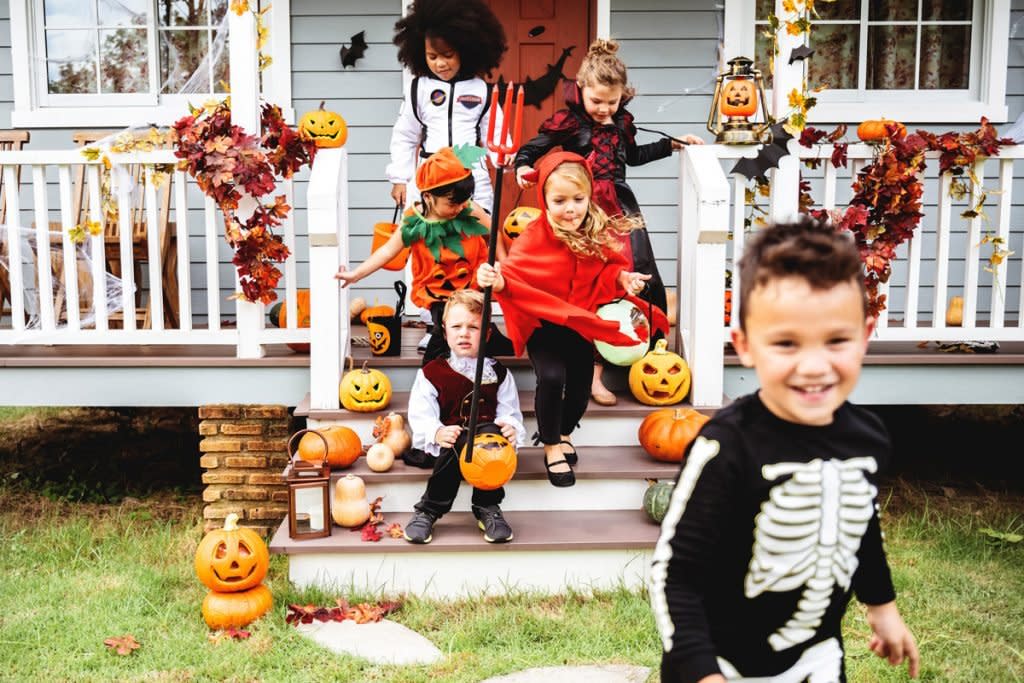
477;151;661;487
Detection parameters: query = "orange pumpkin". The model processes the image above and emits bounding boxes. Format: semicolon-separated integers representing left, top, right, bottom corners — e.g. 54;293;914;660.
201;584;273;630
501;206;541;249
856;118;907;143
359;304;395;326
460;429;517;491
637;408;710;463
299;101;348;148
268;289;310;352
194;513;269;593
628;339;691;406
721;77;758;118
296;426;362;469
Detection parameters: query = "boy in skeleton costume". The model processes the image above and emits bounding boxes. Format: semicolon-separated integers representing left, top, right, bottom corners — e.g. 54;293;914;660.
650;217;920;682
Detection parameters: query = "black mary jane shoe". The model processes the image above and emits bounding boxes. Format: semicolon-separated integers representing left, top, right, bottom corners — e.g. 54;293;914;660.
544;456;576;488
559;439;578;466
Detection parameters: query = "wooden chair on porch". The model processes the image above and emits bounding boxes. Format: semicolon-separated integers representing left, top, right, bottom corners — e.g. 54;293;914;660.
70;130;179;328
0;129;31;322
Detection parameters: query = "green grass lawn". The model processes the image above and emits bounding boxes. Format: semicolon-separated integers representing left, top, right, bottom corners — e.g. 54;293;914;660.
0;480;1020;683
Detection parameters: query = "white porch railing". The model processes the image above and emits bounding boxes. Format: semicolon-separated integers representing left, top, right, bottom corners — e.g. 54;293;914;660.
681;143;1024;408
0;149;308;355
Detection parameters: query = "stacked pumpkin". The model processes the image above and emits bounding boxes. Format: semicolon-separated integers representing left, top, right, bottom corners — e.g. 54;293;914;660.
194;513;272;630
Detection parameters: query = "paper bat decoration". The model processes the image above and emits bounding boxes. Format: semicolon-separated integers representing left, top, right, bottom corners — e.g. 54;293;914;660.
339;31;368;68
497;45;575;109
788;44;815;65
730;123;795;182
528;25;546;38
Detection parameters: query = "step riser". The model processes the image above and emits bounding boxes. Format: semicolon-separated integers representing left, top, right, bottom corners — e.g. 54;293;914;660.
344;367;631;394
287;549;654;599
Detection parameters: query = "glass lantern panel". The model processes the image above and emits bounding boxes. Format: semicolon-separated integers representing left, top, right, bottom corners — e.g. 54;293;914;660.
295;486;326;532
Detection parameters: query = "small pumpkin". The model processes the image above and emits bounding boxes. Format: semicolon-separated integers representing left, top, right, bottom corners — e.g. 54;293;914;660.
637;408;710;463
628;339;691;406
267;289;311;352
372;411;411;455
643;479;675;524
501;206;541;248
721;77;758;118
194;513;270;593
299;101;348;148
201;584;273;630
459;429;517;491
296;426;362;469
332;474;372;527
946;295;964;326
339;359;393;412
359;304;395;326
856;118;907;143
365;443;396;472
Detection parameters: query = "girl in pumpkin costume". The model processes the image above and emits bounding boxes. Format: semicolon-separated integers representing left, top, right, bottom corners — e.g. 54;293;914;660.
477;152;665;487
336;145;512;364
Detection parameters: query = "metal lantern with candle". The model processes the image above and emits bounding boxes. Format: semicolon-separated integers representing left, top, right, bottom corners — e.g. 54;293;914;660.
284;429;332;540
707;56;772;145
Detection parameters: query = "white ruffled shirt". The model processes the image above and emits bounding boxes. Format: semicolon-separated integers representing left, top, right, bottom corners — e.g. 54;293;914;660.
408;355;526;457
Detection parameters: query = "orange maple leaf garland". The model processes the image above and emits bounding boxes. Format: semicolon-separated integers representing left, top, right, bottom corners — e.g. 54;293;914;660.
173;101;317;304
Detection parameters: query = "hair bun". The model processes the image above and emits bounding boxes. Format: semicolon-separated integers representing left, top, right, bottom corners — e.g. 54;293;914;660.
587;38;620;57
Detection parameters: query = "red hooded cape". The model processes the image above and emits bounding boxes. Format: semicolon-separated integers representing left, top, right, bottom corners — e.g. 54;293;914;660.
495;151;666;356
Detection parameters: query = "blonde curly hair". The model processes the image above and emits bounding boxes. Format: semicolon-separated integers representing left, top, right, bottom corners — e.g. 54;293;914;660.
575;38;636;100
543;162;641;259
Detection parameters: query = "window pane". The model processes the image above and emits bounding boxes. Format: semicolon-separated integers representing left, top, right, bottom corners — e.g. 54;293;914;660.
809;25;859;90
98;0;147;27
211;0;228;24
46;29;96;93
869;0;916;21
816;0;859;20
867;25;915;89
44;0;95;28
160;29;208;92
754;31;774;90
920;26;969;89
213;34;230;93
922;1;972;21
755;0;772;20
158;0;210;27
100;29;148;93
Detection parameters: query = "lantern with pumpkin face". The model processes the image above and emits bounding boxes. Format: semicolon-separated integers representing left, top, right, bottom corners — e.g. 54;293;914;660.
339;359;392;412
502;206;541;249
459;427;517;491
298;101;348;148
721;77;757;118
628;338;691;406
194;513;270;593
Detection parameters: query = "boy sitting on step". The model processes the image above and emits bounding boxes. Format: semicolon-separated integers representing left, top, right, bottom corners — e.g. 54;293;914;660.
403;288;525;544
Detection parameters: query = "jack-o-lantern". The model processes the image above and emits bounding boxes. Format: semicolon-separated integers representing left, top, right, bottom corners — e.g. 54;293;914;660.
721;77;758;118
459;427;517;491
502;206;541;249
268;289;311;353
298;101;348;148
194;513;270;593
425;258;473;302
339;359;392;412
628;338;691;406
366;319;392;355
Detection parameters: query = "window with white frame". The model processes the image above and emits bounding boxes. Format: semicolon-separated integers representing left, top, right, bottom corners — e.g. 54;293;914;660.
11;0;292;127
728;0;1009;123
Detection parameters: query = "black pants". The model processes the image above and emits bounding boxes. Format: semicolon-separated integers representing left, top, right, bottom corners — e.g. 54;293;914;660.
527;322;593;445
630;227;668;313
422;300;515;365
414;422;505;517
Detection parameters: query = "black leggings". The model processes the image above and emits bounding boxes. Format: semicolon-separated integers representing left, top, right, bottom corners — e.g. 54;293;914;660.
526;322;593;445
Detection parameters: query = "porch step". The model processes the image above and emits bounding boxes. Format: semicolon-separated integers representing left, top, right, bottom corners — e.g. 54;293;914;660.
268;509;660;598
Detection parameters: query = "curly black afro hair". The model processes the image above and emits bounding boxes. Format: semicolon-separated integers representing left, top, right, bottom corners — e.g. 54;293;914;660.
394;0;508;78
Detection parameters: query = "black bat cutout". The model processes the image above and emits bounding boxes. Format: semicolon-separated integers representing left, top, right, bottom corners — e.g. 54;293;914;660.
340;31;368;68
528;25;546;38
788;44;815;65
497;45;575;109
729;123;795;182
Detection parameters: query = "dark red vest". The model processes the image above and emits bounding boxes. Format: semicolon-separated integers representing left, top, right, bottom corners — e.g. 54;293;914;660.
422;358;508;426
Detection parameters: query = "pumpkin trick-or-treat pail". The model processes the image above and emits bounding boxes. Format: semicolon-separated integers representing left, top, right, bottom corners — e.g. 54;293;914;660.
366;280;406;357
371;205;411;272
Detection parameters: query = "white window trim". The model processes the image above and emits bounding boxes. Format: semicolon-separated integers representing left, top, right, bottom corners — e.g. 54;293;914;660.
723;0;1009;124
9;0;294;128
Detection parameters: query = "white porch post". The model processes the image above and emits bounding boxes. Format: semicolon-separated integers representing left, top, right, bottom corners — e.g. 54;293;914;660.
228;7;265;359
768;0;802;223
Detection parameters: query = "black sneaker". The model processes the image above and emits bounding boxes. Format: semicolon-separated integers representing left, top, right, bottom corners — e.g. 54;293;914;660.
472;504;514;543
403;510;437;544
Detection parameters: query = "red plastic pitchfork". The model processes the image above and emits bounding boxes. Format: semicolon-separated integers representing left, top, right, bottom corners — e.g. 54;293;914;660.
463;83;523;467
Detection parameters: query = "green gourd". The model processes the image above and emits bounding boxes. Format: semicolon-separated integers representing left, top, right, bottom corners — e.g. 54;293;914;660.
643;479;675;524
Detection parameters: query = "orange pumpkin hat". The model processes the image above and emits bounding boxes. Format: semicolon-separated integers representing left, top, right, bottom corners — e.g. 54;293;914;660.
416;146;472;193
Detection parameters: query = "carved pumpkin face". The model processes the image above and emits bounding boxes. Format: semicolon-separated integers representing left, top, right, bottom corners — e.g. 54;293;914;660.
339;361;392;412
194;513;269;593
366;320;392;355
299;102;348;148
628;338;691;406
425;258;473;301
502;206;541;248
459;430;517;491
721;78;757;118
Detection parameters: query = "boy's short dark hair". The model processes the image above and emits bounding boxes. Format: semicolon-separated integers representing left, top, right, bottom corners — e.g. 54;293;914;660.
737;215;867;330
394;0;508;78
425;173;475;205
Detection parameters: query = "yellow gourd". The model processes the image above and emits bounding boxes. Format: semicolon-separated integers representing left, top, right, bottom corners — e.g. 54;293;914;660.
372;412;411;455
946;296;964;326
332;474;371;527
